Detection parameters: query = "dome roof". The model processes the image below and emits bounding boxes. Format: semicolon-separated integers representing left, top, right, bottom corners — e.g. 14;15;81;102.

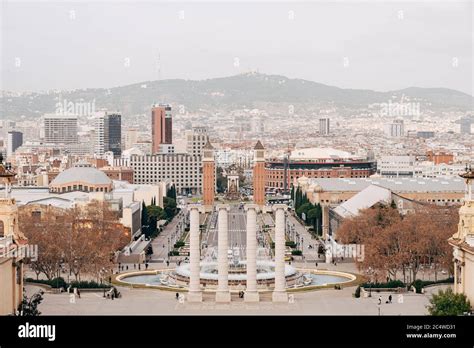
51;165;112;186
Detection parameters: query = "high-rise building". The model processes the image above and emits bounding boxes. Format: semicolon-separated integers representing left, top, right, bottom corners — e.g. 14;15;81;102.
202;140;215;208
151;104;172;153
95;111;122;157
6;131;23;158
43;114;78;144
384;119;404;138
125;128;139;150
319;118;330;136
253;141;266;206
460;117;472;135
186;127;209;156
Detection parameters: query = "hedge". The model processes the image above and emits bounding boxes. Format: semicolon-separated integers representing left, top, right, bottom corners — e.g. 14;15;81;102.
174;241;185;248
361;280;405;289
26;277;109;289
25;277;67;289
412;278;454;294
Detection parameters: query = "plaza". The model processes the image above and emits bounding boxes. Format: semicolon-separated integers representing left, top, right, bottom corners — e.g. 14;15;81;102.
25;281;444;315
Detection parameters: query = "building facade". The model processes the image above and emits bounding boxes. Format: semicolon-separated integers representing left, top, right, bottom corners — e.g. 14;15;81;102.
449;170;474;308
129;153;202;194
95;111;122;157
319;118;330;136
151;104;172;154
43;114;78;144
7;131;23;158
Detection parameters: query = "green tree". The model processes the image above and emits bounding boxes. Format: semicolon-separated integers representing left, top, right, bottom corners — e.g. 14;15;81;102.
307;206;321;232
141;201;149;236
216;167;226;193
163;197;177;221
145;205;165;237
296;202;313;220
428;288;471;316
17;289;44;316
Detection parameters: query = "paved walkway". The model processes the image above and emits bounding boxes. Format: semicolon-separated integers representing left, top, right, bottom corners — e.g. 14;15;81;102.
29;283;447;315
150;211;186;262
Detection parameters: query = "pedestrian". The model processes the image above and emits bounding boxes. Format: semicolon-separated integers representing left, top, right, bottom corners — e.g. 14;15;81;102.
134;264;136;269
388;295;392;304
138;264;141;270
378;296;382;305
176;292;179;300
167;260;170;267
126;265;129;270
77;289;81;299
315;262;318;267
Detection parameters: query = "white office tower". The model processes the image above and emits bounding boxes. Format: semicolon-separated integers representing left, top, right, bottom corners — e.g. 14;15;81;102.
384;119;404;138
319;118;330;136
43;114;78;144
95;110;122;157
185;127;209;156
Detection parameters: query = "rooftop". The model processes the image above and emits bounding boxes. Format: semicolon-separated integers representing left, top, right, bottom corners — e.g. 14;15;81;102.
50;165;112;186
303;177;466;193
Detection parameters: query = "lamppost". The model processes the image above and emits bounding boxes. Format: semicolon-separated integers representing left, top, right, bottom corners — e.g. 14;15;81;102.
168;237;170;261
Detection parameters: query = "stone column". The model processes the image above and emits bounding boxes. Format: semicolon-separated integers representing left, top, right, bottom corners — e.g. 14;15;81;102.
272;204;288;302
216;204;231;302
244;204;260;302
187;204;202;302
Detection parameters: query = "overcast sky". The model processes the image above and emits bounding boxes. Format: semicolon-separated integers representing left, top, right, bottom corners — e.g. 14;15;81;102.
1;1;472;94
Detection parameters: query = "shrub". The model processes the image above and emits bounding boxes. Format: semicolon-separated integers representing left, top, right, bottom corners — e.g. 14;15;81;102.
412;278;454;294
354;285;361;298
168;250;180;256
361;280;405;289
25;277;67;289
69;280;109;289
428;288;471;316
174;241;185;248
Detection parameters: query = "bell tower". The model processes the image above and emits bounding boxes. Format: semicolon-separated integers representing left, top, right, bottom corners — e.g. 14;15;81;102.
202;140;215;211
253;141;266;207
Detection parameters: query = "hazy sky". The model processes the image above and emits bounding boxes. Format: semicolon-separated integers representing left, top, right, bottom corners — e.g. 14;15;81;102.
1;1;473;94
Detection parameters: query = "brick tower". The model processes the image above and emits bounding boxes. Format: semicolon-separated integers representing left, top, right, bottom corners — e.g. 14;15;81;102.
202;140;215;210
253;141;266;207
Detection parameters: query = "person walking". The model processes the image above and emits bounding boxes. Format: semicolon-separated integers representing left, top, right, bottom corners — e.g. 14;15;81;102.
378;296;382;305
176;292;179;300
388;295;392;304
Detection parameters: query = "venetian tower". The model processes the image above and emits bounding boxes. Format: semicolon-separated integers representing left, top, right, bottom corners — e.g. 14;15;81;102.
448;165;474;308
0;154;27;315
202;139;215;211
253;141;266;207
